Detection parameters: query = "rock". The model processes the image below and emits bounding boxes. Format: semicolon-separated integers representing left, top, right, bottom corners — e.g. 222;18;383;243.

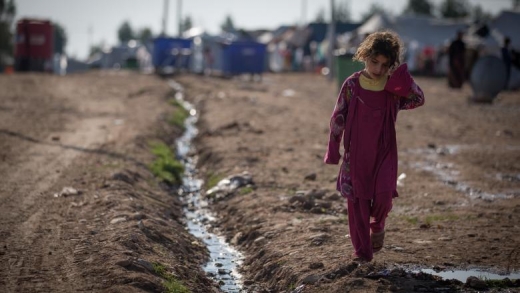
112;172;137;185
324;263;358;280
437;237;452;241
129;212;146;221
419;223;431;229
309;262;324;270
301;274;321;285
307;189;326;199
218;268;228;275
136;259;154;272
115;259;133;267
231;232;244;245
253;236;267;245
110;217;127;224
289;195;306;204
302;199;315;210
309;233;329;246
310;207;325;214
432;265;445;272
347;278;365;287
326;193;341;201
53;186;81;197
316;201;332;209
466;276;488;290
304;173;317;181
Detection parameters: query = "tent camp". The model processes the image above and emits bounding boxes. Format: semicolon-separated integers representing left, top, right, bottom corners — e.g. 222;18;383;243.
349;13;468;74
463;10;520;90
491;10;520;49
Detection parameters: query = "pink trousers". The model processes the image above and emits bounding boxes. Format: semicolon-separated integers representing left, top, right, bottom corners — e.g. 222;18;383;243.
347;191;393;261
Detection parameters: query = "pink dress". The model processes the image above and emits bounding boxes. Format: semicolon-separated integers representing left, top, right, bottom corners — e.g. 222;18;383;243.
324;71;425;202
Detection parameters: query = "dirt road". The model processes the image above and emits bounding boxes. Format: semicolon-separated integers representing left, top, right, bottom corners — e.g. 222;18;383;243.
0;72;214;293
178;73;520;292
1;71;519;293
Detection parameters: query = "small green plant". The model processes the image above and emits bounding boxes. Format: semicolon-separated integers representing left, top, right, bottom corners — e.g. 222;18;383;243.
338;215;348;224
169;99;190;129
424;214;460;225
153;262;191;293
206;172;224;189
403;216;419;225
149;141;184;184
239;186;254;195
477;275;516;289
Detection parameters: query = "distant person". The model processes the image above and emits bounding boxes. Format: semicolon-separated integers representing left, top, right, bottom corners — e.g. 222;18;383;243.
501;36;512;89
203;47;214;75
448;31;466;88
324;31;425;263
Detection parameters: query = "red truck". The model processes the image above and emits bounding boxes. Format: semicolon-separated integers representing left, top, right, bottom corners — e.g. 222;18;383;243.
15;18;54;72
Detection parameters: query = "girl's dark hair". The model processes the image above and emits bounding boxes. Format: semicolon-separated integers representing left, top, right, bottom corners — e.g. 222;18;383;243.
353;30;404;69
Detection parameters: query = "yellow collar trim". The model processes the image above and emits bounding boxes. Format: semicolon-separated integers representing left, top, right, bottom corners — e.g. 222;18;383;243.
359;73;387;91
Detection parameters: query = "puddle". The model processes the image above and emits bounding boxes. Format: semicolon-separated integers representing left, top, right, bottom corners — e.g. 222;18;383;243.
418;268;520;283
169;80;244;292
403;145;520;200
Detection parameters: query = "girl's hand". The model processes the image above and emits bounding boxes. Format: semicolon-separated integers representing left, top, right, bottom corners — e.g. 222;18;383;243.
384;63;413;97
387;65;397;77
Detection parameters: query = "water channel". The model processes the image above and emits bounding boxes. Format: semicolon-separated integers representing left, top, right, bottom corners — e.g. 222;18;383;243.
168;80;519;291
169;80;244;292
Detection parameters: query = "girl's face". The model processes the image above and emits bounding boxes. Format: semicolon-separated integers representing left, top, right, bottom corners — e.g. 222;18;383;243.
364;54;391;80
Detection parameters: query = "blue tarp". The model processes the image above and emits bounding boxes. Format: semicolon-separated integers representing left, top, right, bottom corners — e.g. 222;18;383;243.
152;37;192;70
220;41;266;75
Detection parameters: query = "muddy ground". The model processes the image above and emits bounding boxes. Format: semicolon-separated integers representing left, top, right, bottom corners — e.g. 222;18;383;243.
0;71;519;293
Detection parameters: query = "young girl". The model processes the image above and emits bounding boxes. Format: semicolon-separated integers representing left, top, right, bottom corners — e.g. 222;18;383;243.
324;31;425;262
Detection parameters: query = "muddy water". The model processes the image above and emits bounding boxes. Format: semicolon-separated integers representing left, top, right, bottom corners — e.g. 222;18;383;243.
403;145;520;200
169;81;244;292
419;268;520;282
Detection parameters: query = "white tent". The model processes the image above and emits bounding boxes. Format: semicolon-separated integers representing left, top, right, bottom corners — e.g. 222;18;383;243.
490;10;520;49
352;13;468;73
356;13;395;36
354;13;467;48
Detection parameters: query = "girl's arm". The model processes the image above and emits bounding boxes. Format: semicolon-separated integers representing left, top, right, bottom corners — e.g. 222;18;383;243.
324;80;350;164
384;64;425;110
399;81;425;110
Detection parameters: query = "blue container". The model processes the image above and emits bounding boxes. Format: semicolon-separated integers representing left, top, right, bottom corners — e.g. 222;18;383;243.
221;41;266;75
152;37;192;72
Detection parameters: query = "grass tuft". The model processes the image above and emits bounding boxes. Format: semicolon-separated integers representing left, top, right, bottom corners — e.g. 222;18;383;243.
153;262;191;293
169;99;190;129
149;141;184;185
206;172;224;189
239;186;254;195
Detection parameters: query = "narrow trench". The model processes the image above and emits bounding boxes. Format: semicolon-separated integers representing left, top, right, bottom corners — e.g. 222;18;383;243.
167;80;520;291
169;80;244;292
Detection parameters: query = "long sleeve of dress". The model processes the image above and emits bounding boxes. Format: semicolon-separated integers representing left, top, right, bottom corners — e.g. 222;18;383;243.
399;80;425;110
324;81;351;164
384;64;425;111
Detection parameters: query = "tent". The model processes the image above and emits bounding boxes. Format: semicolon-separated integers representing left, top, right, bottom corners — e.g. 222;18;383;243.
490;10;520;49
350;13;468;73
